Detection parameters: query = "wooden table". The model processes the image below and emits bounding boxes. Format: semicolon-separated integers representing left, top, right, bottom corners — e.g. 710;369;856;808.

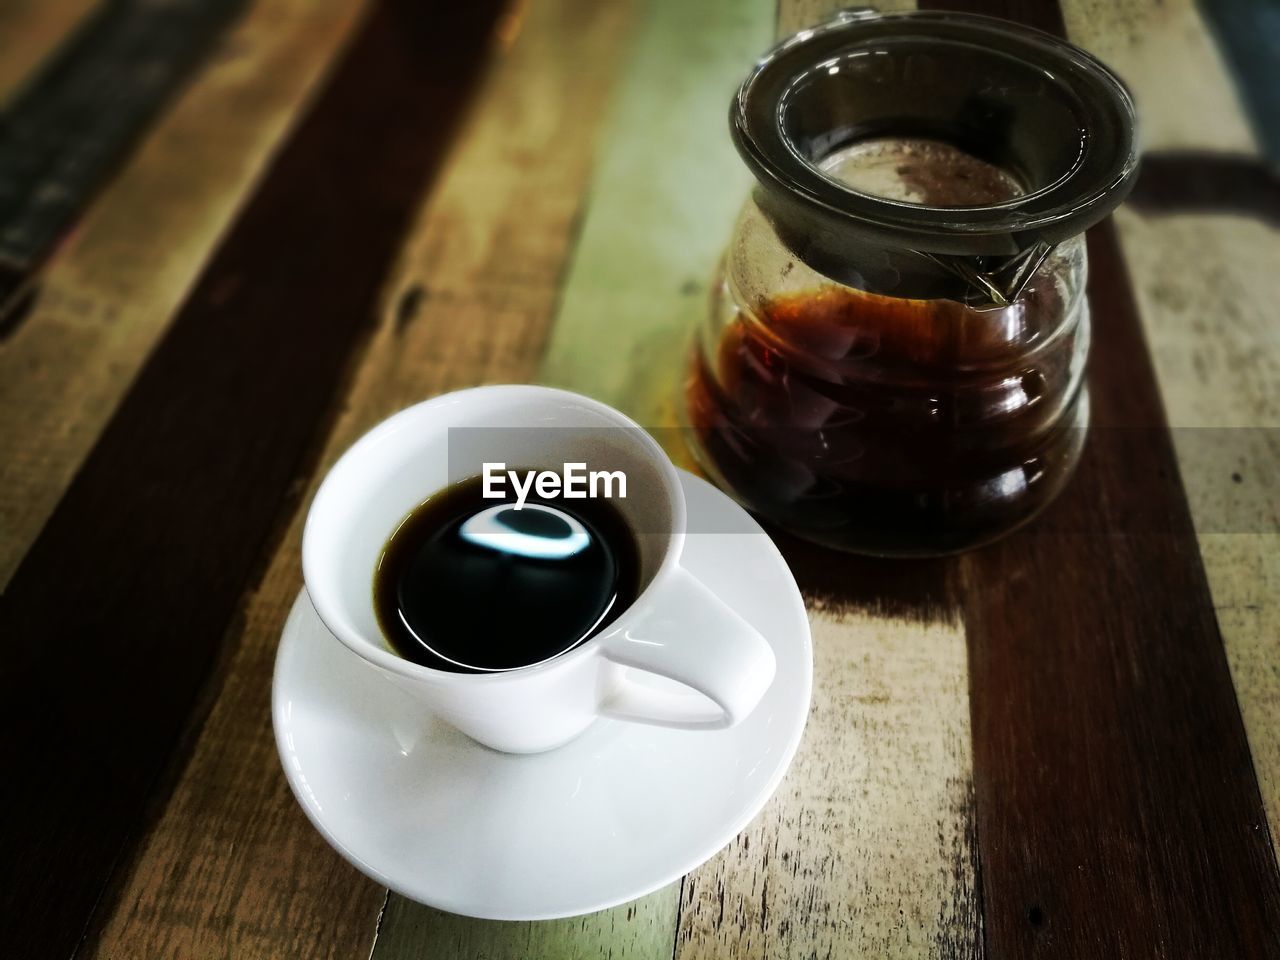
2;0;1278;957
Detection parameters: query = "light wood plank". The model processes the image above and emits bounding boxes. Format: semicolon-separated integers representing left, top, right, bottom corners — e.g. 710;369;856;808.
676;612;979;959
85;0;637;956
1061;0;1258;153
1111;211;1279;430
0;0;367;589
539;0;774;438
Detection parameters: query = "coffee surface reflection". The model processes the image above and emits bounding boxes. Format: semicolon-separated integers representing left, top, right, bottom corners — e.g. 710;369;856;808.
373;475;640;672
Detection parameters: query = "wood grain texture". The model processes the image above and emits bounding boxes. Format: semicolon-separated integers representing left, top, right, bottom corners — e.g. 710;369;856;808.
676;613;980;960
1059;0;1258;153
85;1;638;958
84;583;389;960
0;3;504;957
0;0;367;589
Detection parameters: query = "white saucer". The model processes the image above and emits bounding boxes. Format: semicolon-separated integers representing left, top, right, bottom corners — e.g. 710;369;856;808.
273;470;812;920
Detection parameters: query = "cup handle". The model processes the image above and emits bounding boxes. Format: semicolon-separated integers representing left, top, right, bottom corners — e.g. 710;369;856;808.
597;566;777;729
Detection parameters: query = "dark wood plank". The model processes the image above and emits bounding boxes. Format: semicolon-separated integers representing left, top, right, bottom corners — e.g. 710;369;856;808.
962;221;1280;958
919;0;1280;955
0;2;505;957
0;0;248;327
0;0;367;589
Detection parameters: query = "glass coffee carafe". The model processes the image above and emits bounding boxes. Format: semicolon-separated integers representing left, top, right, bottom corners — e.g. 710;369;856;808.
685;11;1138;556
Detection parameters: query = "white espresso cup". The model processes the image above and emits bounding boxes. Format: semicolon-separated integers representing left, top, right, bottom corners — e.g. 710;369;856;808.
302;385;777;753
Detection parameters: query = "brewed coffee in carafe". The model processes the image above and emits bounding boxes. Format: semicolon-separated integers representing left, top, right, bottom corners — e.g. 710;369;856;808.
684;12;1138;555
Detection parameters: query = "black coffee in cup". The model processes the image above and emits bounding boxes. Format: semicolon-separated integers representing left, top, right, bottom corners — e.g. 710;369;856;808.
372;474;640;672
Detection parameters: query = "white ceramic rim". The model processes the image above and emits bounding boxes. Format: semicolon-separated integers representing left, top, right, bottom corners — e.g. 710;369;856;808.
301;384;688;686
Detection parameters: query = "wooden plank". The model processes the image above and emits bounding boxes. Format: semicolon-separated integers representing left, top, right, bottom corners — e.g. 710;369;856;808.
538;1;984;958
675;613;980;960
0;0;249;320
0;0;366;589
85;0;637;957
1059;0;1258;153
0;0;97;104
0;3;505;957
959;216;1280;957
